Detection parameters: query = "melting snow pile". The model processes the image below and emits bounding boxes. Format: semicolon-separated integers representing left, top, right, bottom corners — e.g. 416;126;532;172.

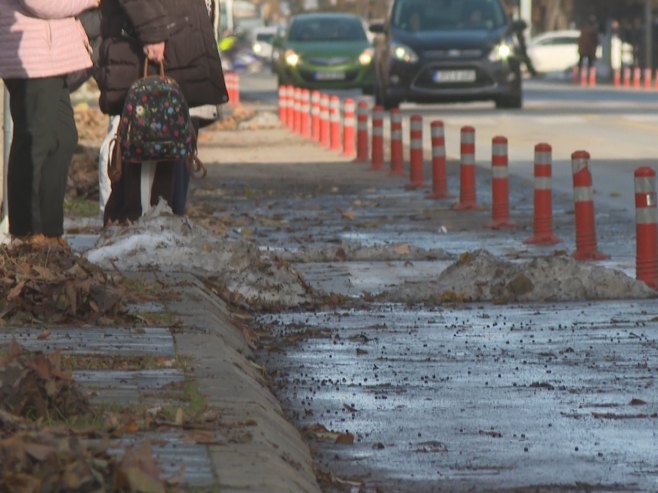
380;250;657;303
85;202;312;308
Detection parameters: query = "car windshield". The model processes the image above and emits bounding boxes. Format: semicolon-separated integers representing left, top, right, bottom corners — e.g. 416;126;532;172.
288;17;367;42
391;0;506;32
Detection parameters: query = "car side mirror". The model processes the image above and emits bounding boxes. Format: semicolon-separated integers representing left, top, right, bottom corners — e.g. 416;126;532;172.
369;22;385;34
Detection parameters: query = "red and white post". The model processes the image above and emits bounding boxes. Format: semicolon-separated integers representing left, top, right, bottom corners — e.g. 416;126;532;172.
487;136;514;229
571;150;608;260
293;87;301;134
634;167;658;288
389;109;405;176
301;89;311;138
371;105;384;170
427;120;449;199
286;86;295;130
633;66;642;89
278;85;288;125
524;143;561;245
406;115;425;189
623;66;632;88
311;90;321;142
342;98;356;157
452;126;479;210
320;93;330;148
355;101;369;163
645;68;653;90
330;95;342;151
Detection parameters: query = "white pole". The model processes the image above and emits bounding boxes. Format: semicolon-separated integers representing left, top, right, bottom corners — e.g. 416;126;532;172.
1;86;10;241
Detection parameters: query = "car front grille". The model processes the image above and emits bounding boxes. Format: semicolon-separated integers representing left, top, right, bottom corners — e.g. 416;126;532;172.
306;56;352;66
422;49;483;60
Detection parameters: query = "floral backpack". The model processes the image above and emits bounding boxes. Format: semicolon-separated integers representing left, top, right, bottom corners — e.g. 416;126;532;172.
108;61;206;182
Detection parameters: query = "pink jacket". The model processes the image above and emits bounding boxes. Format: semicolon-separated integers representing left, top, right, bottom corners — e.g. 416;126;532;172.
0;0;98;79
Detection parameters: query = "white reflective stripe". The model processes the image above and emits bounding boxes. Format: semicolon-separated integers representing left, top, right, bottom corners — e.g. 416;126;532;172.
573;186;593;202
431;127;444;138
492;166;508;178
344;116;356;126
535;151;551;163
373;128;384;136
411;139;422;149
391;130;402;140
461;154;475;165
312;93;321;103
331;113;341;123
492;143;507;155
391;113;402;123
572;158;588;174
321;109;328;118
461;132;475;144
411;120;423;131
534;177;552;190
344;104;356;113
358;122;368;130
432;147;445;158
311;106;319;115
636;208;657;224
635;177;656;194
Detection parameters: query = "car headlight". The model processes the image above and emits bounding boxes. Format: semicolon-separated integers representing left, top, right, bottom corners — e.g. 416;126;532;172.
253;42;262;54
391;42;419;63
285;49;300;66
489;40;513;62
358;48;374;65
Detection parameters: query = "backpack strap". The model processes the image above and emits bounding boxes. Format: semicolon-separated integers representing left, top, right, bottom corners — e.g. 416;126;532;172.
187;123;207;178
107;133;123;183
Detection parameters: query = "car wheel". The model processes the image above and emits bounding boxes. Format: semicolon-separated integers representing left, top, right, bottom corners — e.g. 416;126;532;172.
495;90;523;110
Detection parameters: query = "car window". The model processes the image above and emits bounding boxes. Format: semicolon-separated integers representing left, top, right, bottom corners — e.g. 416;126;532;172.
288;17;367;42
391;0;506;32
256;33;275;42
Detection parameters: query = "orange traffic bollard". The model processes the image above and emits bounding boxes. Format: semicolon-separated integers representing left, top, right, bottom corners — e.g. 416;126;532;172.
342;98;356;158
645;68;653;90
301;89;311;138
623;66;632;88
613;68;621;88
634;167;658;288
330;95;342;151
389;109;405;176
487;136;514;229
278;85;288;125
292;87;301;134
355;101;369;163
371;105;384;170
406;115;425;189
427;120;449;199
588;66;596;87
285;86;295;130
571;150;608;260
320;93;330;148
453;126;479;210
311;90;321;142
524;143;561;245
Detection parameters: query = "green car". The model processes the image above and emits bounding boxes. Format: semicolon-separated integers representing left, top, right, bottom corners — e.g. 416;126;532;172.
273;12;375;93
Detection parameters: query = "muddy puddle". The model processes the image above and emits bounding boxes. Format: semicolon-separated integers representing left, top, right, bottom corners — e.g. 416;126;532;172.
257;301;658;492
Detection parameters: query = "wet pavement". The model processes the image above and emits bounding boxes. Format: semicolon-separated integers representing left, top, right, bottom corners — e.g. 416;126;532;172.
258;301;658;492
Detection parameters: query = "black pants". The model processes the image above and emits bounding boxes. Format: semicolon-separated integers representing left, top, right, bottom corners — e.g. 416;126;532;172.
4;77;77;237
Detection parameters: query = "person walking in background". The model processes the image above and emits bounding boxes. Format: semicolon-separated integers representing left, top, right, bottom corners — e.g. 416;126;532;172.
0;0;99;246
97;0;228;223
578;15;600;78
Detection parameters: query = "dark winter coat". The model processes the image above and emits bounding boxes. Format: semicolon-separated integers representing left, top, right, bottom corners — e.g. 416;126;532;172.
98;0;228;115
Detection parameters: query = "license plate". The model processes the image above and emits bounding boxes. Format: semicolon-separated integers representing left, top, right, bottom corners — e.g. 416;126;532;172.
315;71;346;81
433;70;476;83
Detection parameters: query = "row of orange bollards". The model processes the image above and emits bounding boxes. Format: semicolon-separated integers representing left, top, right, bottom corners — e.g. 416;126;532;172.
577;64;658;91
277;85;658;289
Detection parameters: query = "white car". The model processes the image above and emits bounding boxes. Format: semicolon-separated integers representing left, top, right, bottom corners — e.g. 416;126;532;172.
250;26;278;61
526;29;634;75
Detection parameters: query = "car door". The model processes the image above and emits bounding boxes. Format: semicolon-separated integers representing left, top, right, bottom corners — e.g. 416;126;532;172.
530;34;579;73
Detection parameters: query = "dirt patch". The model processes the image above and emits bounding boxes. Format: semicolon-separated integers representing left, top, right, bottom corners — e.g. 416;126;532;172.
378;250;657;303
